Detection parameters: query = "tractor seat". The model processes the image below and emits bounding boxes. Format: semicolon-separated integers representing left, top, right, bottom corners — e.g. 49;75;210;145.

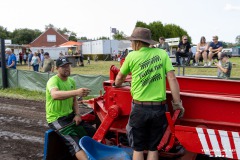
79;136;133;160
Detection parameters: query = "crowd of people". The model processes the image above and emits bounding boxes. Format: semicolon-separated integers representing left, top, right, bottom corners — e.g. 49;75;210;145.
4;48;55;73
1;27;235;160
157;35;232;79
3;34;233;79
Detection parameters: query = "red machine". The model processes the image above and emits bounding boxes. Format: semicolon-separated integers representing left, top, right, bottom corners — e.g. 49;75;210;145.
87;65;240;160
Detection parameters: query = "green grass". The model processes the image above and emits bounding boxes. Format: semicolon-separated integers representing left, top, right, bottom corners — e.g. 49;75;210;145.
17;61;121;75
17;58;240;77
1;58;239;100
0;87;95;101
0;88;46;101
178;57;240;77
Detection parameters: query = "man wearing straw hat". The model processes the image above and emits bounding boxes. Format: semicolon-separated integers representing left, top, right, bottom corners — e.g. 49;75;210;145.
114;27;184;160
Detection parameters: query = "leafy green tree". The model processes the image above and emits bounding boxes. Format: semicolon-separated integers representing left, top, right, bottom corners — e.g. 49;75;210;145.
57;27;78;41
164;24;192;43
45;24;54;29
135;21;192;43
11;28;42;44
148;21;164;41
97;36;109;40
57;27;71;36
0;26;11;39
80;37;88;40
235;35;240;45
222;42;237;48
135;21;149;29
222;42;228;48
113;31;126;40
69;32;77;41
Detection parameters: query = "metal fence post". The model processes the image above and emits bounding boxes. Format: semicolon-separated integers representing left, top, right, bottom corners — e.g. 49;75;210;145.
0;39;8;88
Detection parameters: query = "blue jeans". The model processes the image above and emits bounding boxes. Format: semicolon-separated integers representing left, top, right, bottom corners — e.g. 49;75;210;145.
176;52;193;65
33;64;39;72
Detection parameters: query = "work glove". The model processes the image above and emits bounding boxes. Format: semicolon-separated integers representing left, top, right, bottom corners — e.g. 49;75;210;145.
112;82;117;87
171;100;185;118
112;82;121;88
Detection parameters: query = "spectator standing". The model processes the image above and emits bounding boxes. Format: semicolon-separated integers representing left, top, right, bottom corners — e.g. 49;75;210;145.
94;55;98;62
208;36;223;66
59;52;65;58
5;48;17;69
42;52;54;73
46;57;91;160
158;37;170;56
37;49;41;58
40;49;45;70
114;27;184;160
194;36;209;66
19;52;23;65
120;49;129;59
75;50;80;66
28;50;33;70
23;53;27;64
175;35;193;66
31;52;40;72
68;48;73;55
215;53;232;79
79;50;84;66
87;56;90;64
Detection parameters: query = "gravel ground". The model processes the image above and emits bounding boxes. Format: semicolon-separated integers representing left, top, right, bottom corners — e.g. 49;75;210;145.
0;97;91;160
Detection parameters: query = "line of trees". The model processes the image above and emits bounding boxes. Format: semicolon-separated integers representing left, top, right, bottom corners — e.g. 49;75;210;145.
1;22;239;48
135;21;192;43
0;26;42;45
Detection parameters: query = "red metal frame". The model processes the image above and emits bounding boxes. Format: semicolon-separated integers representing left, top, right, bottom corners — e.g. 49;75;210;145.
87;65;240;159
157;110;180;151
167;76;240;96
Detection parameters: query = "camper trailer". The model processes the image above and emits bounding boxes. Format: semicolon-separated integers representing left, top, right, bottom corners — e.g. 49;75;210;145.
165;37;180;64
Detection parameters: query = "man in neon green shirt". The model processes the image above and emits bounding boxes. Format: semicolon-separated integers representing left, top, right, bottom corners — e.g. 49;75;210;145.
115;27;185;160
46;57;91;160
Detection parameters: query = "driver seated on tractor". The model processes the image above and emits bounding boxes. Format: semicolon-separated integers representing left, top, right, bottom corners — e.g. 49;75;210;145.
45;57;92;160
114;27;185;160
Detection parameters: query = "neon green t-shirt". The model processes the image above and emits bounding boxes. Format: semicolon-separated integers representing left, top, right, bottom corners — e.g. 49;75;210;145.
46;75;76;123
120;47;174;101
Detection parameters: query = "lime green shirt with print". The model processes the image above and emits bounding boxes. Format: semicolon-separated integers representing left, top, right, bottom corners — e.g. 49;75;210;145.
46;75;76;123
120;47;174;101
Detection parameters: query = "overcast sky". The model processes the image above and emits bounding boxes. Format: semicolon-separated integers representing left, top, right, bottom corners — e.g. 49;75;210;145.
0;0;239;44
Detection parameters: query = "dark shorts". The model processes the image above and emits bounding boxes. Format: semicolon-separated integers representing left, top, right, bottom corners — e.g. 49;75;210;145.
48;112;96;156
126;103;167;151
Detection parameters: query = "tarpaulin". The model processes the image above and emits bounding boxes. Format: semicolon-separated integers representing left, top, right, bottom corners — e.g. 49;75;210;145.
0;69;109;96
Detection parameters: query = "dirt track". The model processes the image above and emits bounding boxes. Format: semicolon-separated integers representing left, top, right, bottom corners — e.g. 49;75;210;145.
0;97;90;160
